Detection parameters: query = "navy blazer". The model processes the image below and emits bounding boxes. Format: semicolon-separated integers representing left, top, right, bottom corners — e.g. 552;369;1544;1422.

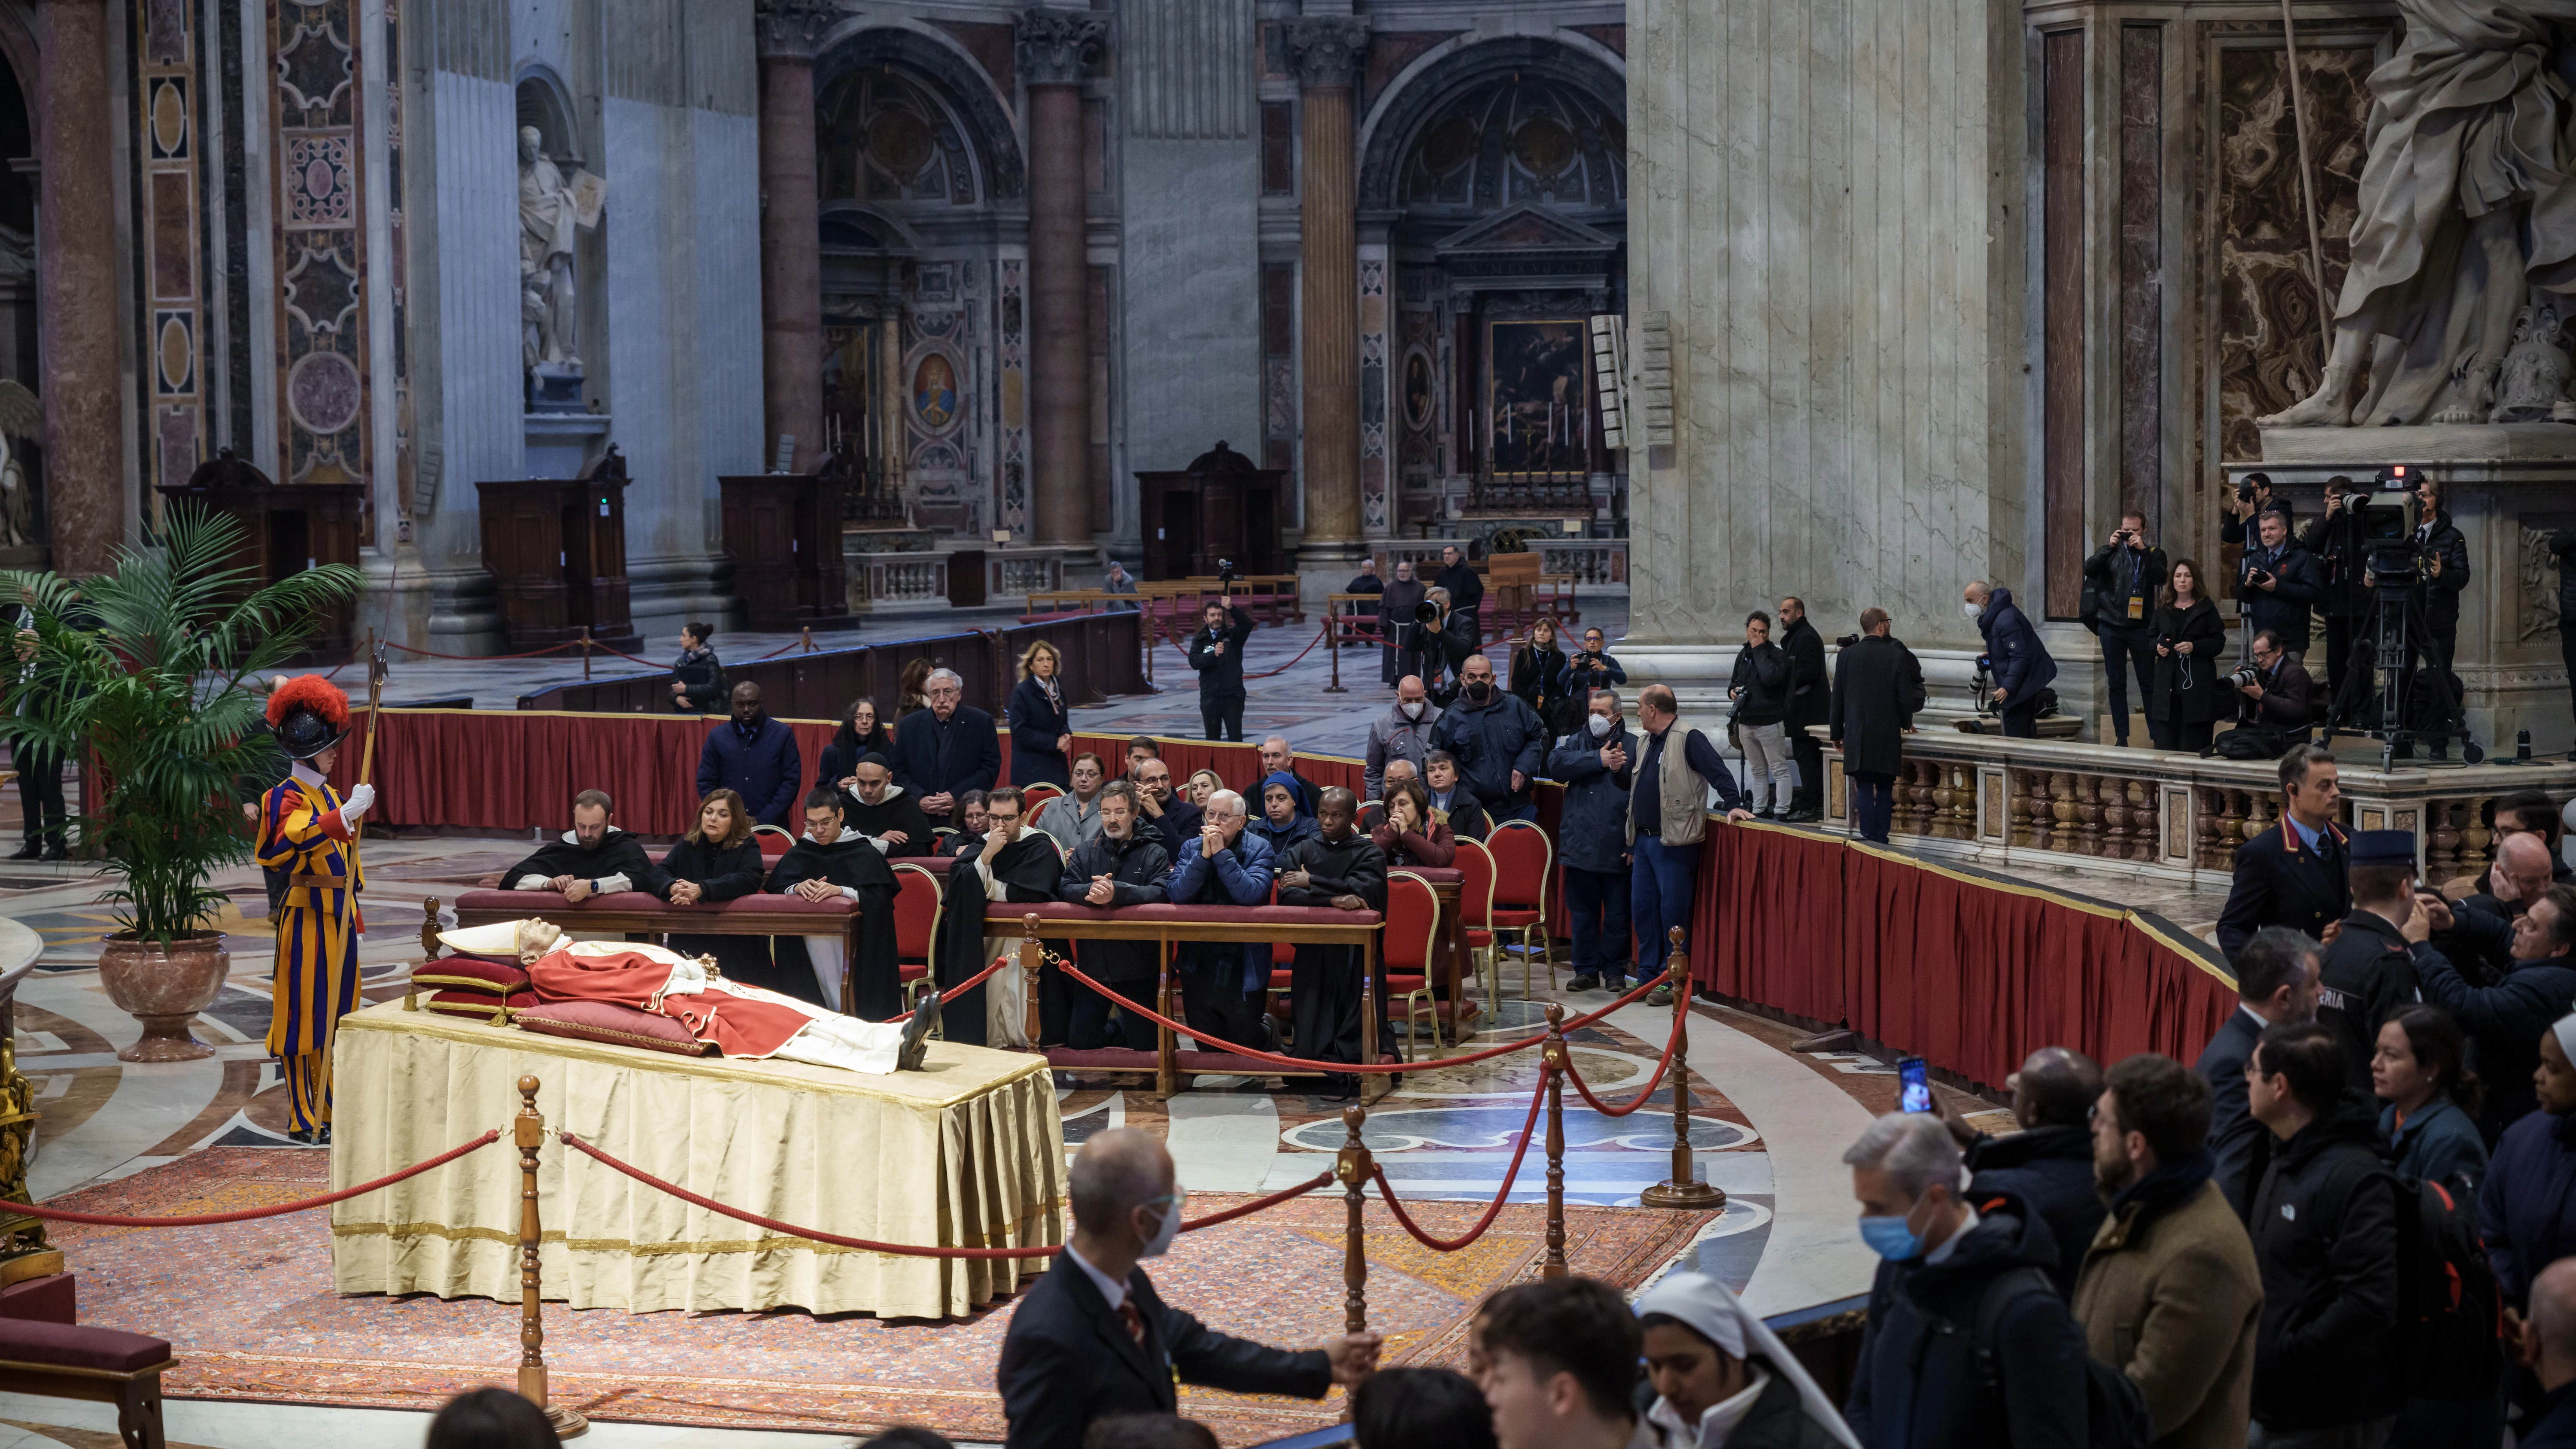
695;717;802;827
1007;677;1073;790
996;1256;1330;1449
2215;815;2351;961
890;704;1001;818
2194;1005;2266;1217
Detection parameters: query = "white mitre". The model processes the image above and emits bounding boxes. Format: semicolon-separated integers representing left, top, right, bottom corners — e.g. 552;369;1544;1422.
435;917;565;963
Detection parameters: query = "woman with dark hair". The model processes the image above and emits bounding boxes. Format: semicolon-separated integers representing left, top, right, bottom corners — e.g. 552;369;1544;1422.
669;622;725;714
1352;1366;1496;1449
1510;617;1576;748
2148;559;2225;754
1633;1273;1861;1449
426;1386;562;1449
662;788;775;990
896;657;933;720
1369;777;1457;868
818;697;895;797
1008;640;1074;789
2374;1002;2489;1195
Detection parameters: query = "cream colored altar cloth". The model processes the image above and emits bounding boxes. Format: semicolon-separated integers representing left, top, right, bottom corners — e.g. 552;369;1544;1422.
326;1000;1063;1318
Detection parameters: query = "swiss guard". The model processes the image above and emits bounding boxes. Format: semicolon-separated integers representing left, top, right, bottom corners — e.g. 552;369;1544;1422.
254;675;374;1145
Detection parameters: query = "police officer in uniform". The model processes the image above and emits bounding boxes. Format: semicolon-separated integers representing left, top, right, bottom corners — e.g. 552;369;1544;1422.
2215;744;2350;961
2315;830;2442;1091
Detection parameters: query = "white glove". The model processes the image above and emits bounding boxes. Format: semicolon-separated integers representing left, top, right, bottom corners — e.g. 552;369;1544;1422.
340;782;376;827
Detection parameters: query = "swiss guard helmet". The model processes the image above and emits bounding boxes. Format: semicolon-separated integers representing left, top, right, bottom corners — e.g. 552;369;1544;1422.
265;674;351;762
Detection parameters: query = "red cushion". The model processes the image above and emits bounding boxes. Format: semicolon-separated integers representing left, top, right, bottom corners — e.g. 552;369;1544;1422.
515;1001;711;1056
0;1318;169;1372
1489;909;1541;927
422;988;535;1021
1267;970;1294;990
0;1274;74;1325
1465;929;1492;947
899;963;929;983
412;956;532;994
1386;974;1429;991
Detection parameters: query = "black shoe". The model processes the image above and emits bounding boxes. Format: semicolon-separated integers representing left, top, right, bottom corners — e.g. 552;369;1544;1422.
286;1125;331;1147
7;840;36;861
1603;974;1630;992
36;841;64;862
1567;973;1600;992
1782;808;1822;823
897;991;940;1071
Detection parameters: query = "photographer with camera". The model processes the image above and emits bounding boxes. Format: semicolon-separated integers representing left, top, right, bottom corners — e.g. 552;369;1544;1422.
1435;544;1484;653
2387;473;2471;759
2083;510;2169;748
2300;475;2373;705
2238;508;2324;665
1561;625;1628;697
1187;595;1257;743
2221;471;2291;547
1964;580;2056;738
2209;629;2315;760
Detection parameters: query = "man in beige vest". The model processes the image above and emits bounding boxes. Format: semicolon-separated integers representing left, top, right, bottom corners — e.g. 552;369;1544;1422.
1628;684;1754;1007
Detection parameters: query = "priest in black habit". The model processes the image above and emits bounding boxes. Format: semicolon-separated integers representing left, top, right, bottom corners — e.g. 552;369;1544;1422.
660;788;777;991
505;790;674;902
930;786;1064;1045
835;753;935;857
765;788;904;1018
1276;788;1387;1100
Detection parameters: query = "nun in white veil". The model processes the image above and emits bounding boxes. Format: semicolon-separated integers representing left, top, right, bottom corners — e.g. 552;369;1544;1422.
1634;1273;1862;1449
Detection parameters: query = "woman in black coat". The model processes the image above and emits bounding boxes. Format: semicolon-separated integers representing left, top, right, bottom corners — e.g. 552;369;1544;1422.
662;788;776;990
1511;617;1577;747
669;622;725;714
1007;640;1074;789
815;696;895;799
2148;559;2226;754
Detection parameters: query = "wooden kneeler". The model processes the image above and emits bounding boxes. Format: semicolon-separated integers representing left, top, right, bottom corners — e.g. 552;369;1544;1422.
0;1318;175;1449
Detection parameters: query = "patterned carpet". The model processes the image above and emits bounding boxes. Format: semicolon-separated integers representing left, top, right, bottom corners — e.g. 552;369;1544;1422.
50;1148;1719;1445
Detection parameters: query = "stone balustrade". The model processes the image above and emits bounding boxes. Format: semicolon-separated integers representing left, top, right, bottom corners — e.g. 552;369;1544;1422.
1819;729;2576;886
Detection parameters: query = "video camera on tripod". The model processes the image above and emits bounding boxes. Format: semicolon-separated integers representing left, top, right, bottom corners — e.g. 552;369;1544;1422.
2317;463;2481;764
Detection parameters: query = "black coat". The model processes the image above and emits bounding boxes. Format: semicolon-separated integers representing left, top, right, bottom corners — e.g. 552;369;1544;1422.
996;1255;1331;1449
1007;677;1073;790
762;833;902;1018
1426;782;1491;842
1281;831;1389;1069
1828;634;1926;777
1057;829;1172;983
2147;599;2226;726
1842;1195;2089;1449
1436;559;1484;614
1975;586;2057;708
2414;510;2472;625
933;832;1064;1044
2237;538;2325;656
814;724;895;798
2244;652;2317;737
2193;1006;2266;1217
671;647;726;714
504;829;671;899
2215;816;2351;962
2248;1094;2403;1431
2301;502;2373;618
890;705;1001;825
1966;1124;2105;1300
840;787;936;857
2084;539;2171;632
1547;724;1634;876
1729;641;1791;728
1510;643;1577;735
1139;793;1203;861
2316;908;2430;1092
1779;617;1829;729
662;836;774;988
1188;605;1256;699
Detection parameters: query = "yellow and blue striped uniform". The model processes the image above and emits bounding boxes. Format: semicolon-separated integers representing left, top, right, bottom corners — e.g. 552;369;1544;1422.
256;777;364;1132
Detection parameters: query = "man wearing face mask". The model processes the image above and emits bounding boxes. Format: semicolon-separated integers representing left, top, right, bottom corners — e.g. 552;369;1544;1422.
1377;559;1427;684
1962;580;2057;739
1840;1112;2090;1448
1549;690;1635;994
1363;674;1441;802
1427;652;1544;822
996;1127;1379;1449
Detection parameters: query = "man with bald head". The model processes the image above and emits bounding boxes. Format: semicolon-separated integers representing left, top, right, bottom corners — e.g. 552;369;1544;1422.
1957;1046;2108;1298
2414;882;2576;1134
2512;1257;2576;1444
2436;831;2563;983
996;1127;1378;1449
1258;735;1321;819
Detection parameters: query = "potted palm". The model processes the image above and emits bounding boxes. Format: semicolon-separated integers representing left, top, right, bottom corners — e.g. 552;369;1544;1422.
2;504;361;1060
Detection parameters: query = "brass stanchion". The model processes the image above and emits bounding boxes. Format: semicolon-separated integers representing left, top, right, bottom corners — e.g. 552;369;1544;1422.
515;1077;587;1438
1021;914;1045;1052
1640;928;1725;1211
1321;616;1346;694
1541;1002;1568;1278
407;896;441;1012
1336;1104;1372;1334
580;627;592;681
800;626;814;654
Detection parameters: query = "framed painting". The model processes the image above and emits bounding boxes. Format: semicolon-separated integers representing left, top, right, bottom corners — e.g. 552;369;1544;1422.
1483;319;1590;477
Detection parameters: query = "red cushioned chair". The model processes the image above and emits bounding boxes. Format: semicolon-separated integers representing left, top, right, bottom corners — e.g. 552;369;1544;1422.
1487;820;1556;996
752;823;795;863
1451;835;1501;1005
1020;782;1065;814
892;862;944;1016
0;1317;174;1449
1384;872;1442;1062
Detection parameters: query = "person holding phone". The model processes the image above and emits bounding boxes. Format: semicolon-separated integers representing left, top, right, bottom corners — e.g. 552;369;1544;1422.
2083;510;2169;749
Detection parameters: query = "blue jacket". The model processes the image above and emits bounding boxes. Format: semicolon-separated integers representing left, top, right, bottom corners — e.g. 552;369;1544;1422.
1546;723;1632;875
2523;1380;2576;1449
1428;690;1544;816
1245;811;1318;861
2380;1092;2488;1197
1167;831;1275;995
890;704;1002;809
696;716;802;827
1976;585;2058;709
2482;1105;2576;1305
2411;948;2576;1131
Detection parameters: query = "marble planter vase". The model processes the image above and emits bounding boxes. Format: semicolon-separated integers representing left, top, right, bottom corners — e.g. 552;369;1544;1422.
95;933;230;1063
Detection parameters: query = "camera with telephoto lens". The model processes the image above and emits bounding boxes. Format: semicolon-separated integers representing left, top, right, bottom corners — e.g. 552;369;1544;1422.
2226;664;2261;690
1216;558;1239;585
1834;633;1861;648
1971;655;1996;715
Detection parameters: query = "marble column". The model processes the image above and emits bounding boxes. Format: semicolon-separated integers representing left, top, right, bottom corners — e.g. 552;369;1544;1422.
1288;18;1368;571
754;0;832;476
34;0;125;575
1019;10;1103;552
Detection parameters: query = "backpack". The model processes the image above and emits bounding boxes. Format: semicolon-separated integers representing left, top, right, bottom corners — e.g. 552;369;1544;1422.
2390;1173;2503;1401
1971;1265;2154;1449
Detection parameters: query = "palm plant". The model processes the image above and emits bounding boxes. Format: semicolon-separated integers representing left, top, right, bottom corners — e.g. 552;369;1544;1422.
0;503;363;945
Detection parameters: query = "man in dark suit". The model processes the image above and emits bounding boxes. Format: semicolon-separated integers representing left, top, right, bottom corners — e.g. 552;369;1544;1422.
1777;596;1830;821
2238;508;2324;660
2193;926;2319;1217
2215;744;2349;960
1828;608;1926;844
997;1128;1377;1449
890;667;1000;830
696;682;803;827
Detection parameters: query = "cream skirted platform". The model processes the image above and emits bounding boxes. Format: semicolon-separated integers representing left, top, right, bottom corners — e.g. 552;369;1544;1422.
325;1000;1063;1318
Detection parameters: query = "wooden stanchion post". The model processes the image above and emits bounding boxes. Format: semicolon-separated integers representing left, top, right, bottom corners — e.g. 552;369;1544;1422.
515;1076;587;1439
1321;615;1345;694
801;626;814;654
1021;914;1045;1053
1541;1002;1568;1278
408;896;441;1012
1336;1103;1373;1335
1640;927;1725;1210
580;627;592;681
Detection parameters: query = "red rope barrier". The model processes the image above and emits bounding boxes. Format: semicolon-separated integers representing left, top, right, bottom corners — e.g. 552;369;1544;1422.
1559;1003;1686;1118
3;1129;503;1226
559;1130;1334;1257
1242;621;1330;680
876;951;1011;1022
380;639;585;662
1367;1066;1550;1252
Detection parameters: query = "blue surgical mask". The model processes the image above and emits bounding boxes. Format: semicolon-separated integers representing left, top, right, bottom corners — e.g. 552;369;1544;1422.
1139;1191;1185;1258
1859;1206;1924;1261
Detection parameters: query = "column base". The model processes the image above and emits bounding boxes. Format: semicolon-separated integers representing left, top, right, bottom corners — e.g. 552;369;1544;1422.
355;545;438;654
425;567;508;657
1295;540;1369;608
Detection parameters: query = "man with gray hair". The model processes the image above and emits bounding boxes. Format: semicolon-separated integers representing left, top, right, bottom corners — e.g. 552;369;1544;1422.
890;665;999;829
996;1127;1377;1449
1841;1112;2088;1447
1165;788;1276;1053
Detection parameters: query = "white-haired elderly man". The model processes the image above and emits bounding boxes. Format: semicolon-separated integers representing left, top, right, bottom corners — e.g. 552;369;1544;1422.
1165;788;1276;1052
890;666;1001;829
1840;1111;2090;1448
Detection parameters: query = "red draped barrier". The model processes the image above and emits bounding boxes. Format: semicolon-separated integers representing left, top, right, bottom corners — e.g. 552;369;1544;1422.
1692;825;2236;1088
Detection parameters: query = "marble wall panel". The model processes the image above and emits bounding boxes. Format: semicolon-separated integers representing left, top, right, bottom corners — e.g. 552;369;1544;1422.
270;0;372;501
133;0;202;499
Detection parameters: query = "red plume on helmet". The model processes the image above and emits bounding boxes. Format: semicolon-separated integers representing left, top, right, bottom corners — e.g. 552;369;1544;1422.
266;674;350;728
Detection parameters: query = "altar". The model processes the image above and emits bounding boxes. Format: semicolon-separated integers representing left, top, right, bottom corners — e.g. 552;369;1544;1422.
327;1001;1062;1319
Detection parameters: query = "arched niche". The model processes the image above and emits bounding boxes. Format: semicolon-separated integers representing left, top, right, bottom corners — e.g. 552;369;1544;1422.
1358;37;1626;222
814;27;1024;205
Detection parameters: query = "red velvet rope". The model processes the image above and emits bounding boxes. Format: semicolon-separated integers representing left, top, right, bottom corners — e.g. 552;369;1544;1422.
1;1129;503;1226
558;1129;1334;1257
1558;1001;1687;1118
875;952;1011;1022
380;639;584;662
1366;1065;1551;1252
1241;621;1330;680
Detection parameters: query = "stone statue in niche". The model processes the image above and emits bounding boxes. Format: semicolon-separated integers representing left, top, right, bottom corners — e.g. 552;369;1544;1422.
2260;1;2576;428
0;377;41;548
2491;303;2573;422
518;125;592;412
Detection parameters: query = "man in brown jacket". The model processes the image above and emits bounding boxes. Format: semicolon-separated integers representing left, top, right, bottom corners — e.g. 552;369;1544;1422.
2072;1053;2263;1449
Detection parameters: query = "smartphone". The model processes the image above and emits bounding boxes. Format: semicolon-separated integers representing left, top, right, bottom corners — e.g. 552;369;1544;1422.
1898;1057;1932;1114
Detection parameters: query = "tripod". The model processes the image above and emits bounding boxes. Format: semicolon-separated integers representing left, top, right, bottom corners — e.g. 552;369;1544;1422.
2319;576;2480;767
